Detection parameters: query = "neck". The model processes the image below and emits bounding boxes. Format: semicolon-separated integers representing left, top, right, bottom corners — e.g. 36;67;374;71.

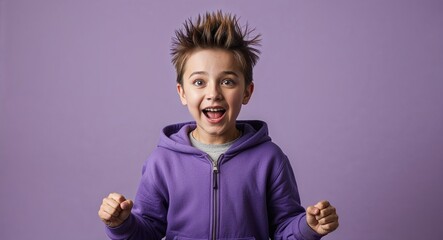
192;128;240;145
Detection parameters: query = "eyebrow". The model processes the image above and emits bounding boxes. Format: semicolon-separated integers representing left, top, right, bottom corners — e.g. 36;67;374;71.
188;71;208;79
221;71;239;77
188;71;239;79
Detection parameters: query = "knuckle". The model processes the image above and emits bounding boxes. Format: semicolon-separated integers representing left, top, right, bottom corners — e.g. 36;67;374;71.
99;205;106;212
322;200;330;207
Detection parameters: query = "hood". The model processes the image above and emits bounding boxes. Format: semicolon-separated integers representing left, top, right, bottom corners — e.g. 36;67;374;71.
157;120;272;158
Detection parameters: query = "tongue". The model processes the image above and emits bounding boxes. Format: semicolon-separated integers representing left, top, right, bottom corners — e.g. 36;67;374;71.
207;111;223;119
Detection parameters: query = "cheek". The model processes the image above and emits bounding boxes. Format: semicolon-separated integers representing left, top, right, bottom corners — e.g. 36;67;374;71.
228;93;245;110
185;93;202;109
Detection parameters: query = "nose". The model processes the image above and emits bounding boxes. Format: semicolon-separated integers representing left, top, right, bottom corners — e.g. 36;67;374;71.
206;82;222;101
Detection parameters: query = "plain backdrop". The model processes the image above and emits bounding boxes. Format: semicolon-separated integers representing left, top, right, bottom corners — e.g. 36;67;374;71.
1;0;442;239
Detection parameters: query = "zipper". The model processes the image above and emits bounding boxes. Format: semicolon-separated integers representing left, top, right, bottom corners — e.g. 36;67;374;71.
213;163;219;190
211;154;223;240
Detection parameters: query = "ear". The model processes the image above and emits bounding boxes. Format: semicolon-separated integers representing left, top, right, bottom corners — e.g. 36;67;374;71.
242;82;254;105
177;83;187;106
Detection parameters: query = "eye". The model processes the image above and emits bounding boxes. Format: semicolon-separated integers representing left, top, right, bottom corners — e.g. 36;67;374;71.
193;79;205;87
221;79;236;87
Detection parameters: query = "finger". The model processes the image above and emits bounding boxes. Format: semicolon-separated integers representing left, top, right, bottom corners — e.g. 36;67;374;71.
317;213;339;225
103;197;121;210
102;198;122;214
98;209;114;221
314;200;330;210
101;198;124;216
108;193;127;203
101;203;122;217
316;206;336;220
319;220;339;233
306;206;320;216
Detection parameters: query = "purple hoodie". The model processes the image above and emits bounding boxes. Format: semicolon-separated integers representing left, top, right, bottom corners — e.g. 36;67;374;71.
106;120;323;240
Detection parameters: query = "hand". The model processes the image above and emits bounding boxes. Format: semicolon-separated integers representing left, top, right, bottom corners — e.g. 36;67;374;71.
306;200;339;236
98;192;134;228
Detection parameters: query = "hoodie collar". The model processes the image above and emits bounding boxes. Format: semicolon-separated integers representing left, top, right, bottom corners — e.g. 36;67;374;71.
158;120;271;157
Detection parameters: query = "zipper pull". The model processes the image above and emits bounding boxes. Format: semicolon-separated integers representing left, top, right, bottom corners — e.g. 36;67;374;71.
213;164;218;189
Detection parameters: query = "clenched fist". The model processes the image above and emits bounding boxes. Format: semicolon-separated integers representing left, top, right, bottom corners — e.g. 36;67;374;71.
98;193;134;228
306;200;339;236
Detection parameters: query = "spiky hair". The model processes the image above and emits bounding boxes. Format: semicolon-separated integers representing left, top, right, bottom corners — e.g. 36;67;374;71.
171;11;261;85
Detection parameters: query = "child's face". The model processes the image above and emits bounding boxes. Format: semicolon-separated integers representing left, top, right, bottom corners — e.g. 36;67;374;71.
177;49;253;144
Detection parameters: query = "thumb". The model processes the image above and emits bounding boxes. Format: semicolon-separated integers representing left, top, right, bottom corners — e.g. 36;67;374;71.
117;199;133;222
306;206;320;216
120;199;134;211
306;206;320;230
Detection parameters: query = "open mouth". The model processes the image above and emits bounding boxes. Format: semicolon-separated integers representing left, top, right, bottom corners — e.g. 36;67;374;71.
202;107;226;120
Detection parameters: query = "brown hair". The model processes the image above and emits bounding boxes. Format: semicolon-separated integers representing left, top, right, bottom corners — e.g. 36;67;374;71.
171;11;261;86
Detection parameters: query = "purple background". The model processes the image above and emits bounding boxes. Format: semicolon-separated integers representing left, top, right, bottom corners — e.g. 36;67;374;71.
1;0;442;239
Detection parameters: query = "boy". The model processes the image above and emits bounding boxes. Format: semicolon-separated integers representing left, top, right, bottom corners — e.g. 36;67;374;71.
98;11;339;240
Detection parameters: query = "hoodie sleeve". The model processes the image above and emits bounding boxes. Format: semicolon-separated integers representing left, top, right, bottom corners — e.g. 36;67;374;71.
105;155;168;240
268;155;323;240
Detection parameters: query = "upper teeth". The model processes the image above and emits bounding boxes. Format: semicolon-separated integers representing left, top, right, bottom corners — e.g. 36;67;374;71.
205;108;223;112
